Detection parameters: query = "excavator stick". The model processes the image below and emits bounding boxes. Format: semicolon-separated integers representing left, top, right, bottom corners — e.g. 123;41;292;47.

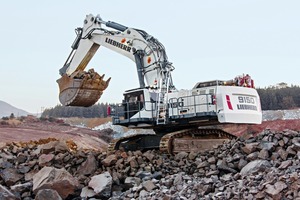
57;69;110;107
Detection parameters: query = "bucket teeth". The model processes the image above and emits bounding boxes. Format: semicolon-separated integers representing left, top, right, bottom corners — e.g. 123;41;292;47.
57;69;111;107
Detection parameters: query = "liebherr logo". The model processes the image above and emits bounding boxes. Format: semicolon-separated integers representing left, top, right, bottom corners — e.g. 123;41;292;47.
105;38;131;52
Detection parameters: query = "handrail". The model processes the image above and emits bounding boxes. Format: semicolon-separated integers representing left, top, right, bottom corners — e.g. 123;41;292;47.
112;93;216;123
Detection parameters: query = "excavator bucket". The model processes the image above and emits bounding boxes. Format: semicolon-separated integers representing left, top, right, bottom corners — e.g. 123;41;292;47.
57;69;110;107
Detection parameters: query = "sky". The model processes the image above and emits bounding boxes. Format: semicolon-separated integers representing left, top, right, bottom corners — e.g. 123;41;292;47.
0;1;299;114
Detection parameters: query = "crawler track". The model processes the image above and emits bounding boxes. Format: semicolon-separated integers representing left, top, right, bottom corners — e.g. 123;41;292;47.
107;128;236;154
159;128;236;154
107;133;159;154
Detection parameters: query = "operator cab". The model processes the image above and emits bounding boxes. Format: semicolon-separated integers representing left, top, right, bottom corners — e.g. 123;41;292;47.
112;88;159;127
122;88;145;119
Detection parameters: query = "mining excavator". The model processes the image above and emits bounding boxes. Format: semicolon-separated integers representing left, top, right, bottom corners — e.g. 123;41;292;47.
57;14;262;154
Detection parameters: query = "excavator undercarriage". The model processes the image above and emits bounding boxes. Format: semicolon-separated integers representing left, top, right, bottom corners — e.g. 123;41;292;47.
107;127;236;155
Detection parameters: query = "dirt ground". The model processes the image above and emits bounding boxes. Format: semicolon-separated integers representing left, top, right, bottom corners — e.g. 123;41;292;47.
1;116;300;152
0;117;108;151
220;119;300;138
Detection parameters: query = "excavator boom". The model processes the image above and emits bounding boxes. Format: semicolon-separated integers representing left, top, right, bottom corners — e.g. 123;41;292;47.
57;14;175;107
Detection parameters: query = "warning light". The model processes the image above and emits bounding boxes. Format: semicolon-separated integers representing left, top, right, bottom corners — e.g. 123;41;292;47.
147;57;151;64
121;38;126;43
212;95;216;105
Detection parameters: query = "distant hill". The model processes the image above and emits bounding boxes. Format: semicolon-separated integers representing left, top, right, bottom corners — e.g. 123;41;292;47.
0;100;29;118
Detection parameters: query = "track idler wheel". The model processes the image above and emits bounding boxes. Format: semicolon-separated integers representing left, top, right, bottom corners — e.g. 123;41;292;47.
57;69;111;107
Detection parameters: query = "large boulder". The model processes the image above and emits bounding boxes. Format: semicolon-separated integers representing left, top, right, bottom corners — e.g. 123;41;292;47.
88;172;112;199
101;154;117;167
0;184;20;200
39;141;69;154
33;166;79;199
35;189;62;200
265;181;287;200
240;160;271;176
38;153;55;166
80;186;97;198
241;142;259;154
0;168;23;186
77;153;97;175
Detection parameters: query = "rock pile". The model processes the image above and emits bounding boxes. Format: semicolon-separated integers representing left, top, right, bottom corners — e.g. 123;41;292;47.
0;129;300;199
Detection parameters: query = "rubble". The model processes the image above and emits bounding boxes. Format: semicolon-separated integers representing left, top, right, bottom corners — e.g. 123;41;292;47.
32;166;79;199
0;129;299;199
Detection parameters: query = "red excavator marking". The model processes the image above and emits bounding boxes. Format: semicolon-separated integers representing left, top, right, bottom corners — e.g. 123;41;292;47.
226;95;233;110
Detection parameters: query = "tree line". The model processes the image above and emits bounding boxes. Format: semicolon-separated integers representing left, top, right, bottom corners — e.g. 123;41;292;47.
41;103;110;118
257;84;300;110
41;84;300;118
